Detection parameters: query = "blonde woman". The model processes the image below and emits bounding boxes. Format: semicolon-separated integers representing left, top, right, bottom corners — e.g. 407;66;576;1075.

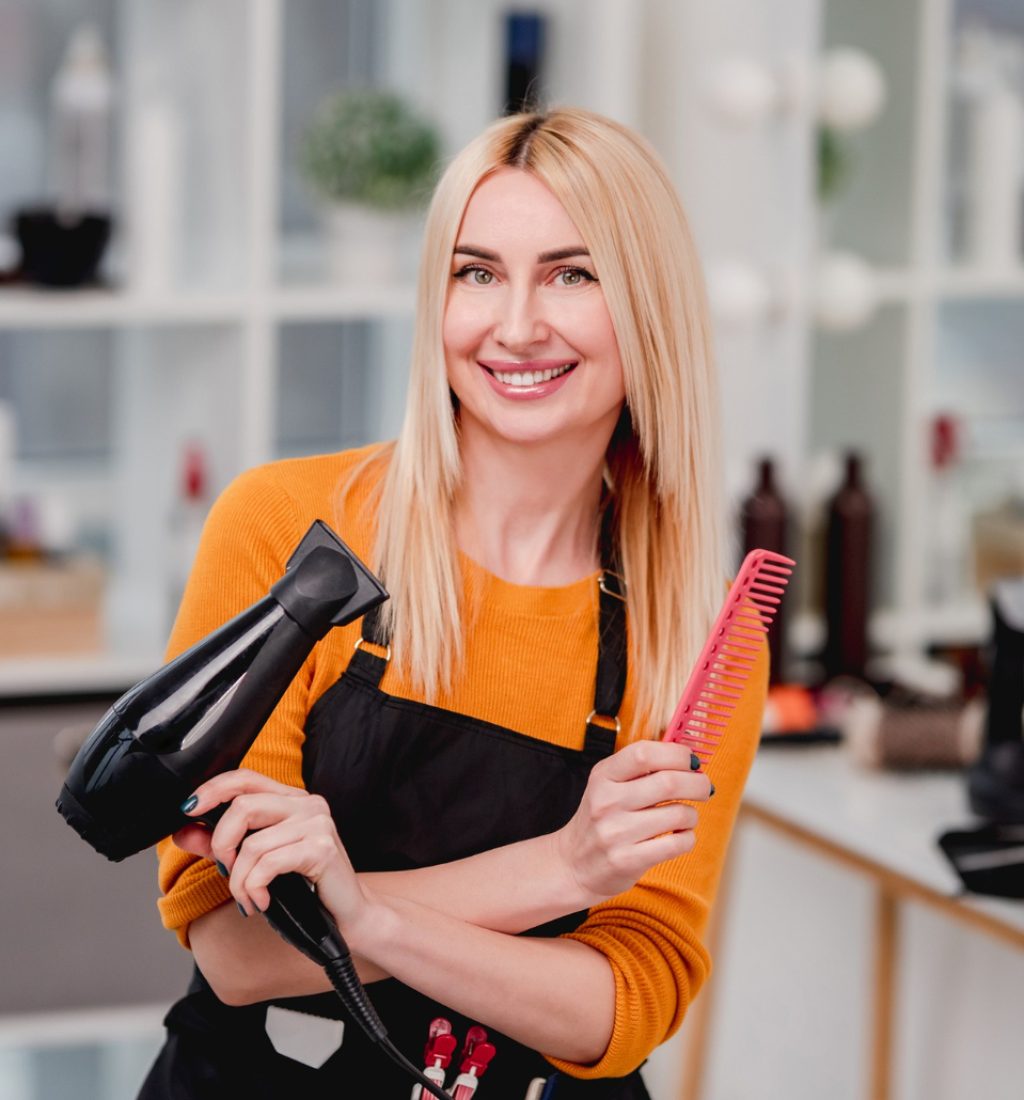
140;108;767;1100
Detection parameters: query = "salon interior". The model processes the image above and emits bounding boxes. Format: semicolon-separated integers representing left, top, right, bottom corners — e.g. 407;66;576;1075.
1;1;1023;1098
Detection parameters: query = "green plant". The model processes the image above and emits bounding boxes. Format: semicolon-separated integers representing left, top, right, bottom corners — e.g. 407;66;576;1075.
300;89;441;211
817;126;853;202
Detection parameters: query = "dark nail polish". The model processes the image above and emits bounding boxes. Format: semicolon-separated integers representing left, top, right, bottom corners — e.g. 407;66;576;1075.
690;753;701;771
215;860;228;878
709;783;716;798
237;901;248;918
180;794;198;813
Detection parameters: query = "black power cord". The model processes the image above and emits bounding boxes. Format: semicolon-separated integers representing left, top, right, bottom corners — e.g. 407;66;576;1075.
264;871;450;1100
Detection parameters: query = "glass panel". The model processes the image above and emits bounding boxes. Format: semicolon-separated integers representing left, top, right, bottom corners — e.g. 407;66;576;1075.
0;330;112;461
819;0;922;266
945;0;1024;267
934;298;1024;508
275;318;411;457
279;0;380;281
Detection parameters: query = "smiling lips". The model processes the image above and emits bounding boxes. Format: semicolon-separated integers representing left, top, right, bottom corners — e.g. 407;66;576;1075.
477;358;578;395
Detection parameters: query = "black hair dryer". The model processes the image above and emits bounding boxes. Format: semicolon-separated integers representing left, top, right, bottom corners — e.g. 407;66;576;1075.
968;577;1024;823
56;521;455;1099
57;519;387;862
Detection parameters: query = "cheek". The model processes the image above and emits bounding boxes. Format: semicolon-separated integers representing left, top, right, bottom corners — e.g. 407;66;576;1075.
443;296;485;361
577;302;623;373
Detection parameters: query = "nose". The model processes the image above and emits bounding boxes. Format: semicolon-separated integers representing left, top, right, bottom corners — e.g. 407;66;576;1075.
492;284;549;351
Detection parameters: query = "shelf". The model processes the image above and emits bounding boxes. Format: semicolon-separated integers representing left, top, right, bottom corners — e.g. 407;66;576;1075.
0;288;247;330
862;267;1024;306
272;284;417;322
872;596;989;650
0;651;163;700
0;285;418;330
934;267;1024;299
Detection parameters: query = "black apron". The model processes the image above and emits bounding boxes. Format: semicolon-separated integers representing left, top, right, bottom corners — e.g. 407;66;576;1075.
138;570;651;1100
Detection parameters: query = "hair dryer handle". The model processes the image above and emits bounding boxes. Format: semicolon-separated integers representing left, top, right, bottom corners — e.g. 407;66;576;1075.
193;802;349;969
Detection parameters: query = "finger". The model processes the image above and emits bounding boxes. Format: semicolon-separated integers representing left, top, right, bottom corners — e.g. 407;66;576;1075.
238;832;341;915
180;768;306;818
602;740;702;782
630;827;699;868
172;823;215;859
615;768;714;811
601;801;700;850
226;814;323;910
209;792;327;870
593;823;700;893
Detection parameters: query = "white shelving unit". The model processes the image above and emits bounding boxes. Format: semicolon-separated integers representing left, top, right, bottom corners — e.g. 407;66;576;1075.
808;0;1024;660
1;0;1021;679
0;0;648;685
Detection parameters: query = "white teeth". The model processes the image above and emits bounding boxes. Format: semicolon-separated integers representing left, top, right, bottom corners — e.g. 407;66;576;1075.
492;363;573;387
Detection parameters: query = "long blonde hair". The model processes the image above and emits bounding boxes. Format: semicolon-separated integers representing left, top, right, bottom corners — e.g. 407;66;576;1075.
355;107;724;737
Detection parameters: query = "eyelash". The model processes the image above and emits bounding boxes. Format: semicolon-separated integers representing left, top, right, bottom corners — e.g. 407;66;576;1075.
452;264;598;286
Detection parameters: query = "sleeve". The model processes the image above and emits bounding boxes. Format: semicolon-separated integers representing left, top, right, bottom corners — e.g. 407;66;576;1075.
154;465;312;947
547;639;769;1079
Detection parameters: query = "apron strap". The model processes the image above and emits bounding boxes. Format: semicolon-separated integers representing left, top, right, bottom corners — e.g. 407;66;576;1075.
347;603;391;684
349;542;629;760
584;567;626;758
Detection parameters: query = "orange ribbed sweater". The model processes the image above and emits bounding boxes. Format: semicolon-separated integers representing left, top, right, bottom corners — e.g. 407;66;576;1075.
155;443;767;1079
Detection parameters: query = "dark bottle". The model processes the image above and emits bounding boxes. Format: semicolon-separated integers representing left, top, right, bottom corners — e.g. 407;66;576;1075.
823;452;874;680
740;457;789;682
503;12;546;114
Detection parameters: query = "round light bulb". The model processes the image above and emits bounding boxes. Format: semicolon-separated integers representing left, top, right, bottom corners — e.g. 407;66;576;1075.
814;252;879;330
819;48;887;131
704;57;779;126
706;261;773;325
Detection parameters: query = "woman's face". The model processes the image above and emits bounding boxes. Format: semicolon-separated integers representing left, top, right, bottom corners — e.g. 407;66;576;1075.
443;167;625;450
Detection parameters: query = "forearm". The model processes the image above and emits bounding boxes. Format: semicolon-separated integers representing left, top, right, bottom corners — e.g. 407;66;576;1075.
188;901;388;1005
189;829;591;1005
362;829;592;933
348;891;615;1064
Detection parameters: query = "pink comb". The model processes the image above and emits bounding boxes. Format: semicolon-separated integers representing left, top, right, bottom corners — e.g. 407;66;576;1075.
663;549;795;759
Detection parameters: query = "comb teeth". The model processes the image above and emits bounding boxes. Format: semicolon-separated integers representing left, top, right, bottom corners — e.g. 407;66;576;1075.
663;549;795;759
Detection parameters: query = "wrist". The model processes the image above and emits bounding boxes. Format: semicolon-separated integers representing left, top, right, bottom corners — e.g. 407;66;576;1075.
339;886;399;962
545;828;599;913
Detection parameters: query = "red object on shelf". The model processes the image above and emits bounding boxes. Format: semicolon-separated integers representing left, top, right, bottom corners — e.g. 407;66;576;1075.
930;413;960;471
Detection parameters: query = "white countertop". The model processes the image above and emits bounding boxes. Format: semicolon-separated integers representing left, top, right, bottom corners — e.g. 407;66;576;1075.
742;744;1024;937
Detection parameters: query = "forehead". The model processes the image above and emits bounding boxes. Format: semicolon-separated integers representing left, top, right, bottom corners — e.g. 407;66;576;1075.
456;167;585;249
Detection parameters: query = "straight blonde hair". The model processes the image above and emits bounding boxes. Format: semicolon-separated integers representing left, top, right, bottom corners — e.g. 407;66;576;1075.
351;108;725;738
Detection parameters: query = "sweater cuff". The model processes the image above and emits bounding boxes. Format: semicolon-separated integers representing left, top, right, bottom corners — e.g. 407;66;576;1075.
157;859;233;948
542;940;634;1080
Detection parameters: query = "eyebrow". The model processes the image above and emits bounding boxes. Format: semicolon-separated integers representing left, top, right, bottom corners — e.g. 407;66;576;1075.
453;244;591;263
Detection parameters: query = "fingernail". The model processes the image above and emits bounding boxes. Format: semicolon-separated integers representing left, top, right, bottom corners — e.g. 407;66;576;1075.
709;782;716;798
237;901;249;918
180;795;198;813
690;753;701;771
215;860;228;878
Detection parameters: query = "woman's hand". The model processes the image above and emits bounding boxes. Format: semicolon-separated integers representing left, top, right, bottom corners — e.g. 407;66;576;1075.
553;740;712;902
174;769;370;930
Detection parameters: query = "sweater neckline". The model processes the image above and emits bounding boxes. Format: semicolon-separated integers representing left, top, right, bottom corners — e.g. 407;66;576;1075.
457;550;600;619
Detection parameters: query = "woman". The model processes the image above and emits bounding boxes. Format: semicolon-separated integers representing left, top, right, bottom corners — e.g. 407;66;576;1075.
140;108;767;1099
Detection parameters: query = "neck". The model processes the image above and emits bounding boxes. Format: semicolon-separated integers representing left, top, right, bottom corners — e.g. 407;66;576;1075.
454;427;608;587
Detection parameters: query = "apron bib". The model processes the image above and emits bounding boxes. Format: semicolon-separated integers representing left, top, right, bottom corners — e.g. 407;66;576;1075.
139;571;650;1100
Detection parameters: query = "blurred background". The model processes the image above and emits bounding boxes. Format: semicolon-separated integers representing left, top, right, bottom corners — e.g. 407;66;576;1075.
2;0;1023;1097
